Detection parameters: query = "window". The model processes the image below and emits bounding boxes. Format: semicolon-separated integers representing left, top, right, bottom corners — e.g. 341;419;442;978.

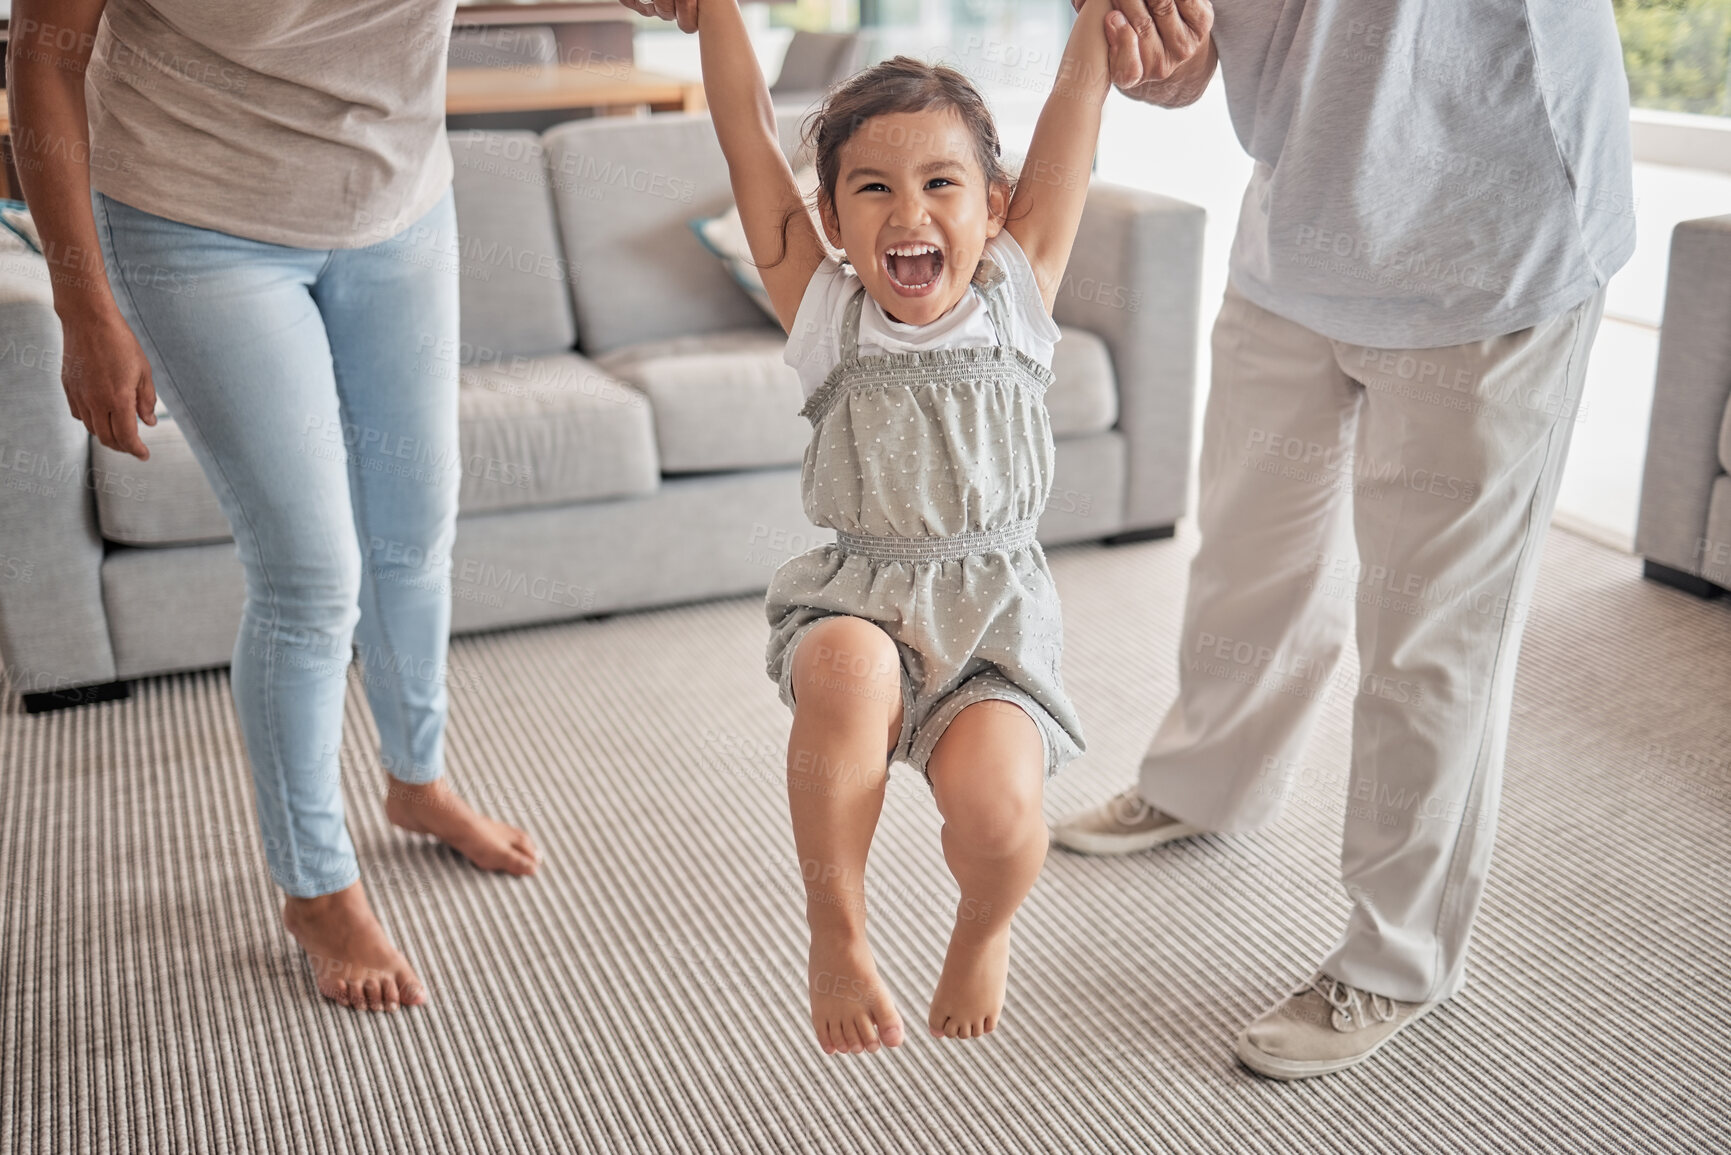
1615;0;1731;117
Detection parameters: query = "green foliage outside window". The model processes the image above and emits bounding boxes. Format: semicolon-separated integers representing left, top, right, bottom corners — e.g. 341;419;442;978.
1615;0;1731;115
769;0;860;33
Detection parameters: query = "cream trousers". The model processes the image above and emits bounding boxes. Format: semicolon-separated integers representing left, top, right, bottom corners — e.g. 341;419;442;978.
1141;282;1606;1003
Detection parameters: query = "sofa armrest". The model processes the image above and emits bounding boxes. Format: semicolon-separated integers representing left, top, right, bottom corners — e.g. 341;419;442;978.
0;250;118;699
1634;214;1731;579
1055;182;1206;533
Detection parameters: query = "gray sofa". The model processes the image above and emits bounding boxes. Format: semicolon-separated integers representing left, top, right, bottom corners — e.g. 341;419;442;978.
0;111;1205;712
1636;214;1731;599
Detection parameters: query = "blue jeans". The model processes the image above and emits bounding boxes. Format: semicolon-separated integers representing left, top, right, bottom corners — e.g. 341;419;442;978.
95;189;461;898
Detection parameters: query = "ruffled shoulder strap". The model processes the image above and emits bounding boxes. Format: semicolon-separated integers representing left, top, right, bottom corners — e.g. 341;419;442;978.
837;285;869;362
972;258;1014;350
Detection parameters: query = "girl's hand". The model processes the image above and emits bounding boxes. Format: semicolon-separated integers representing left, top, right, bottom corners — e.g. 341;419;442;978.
1073;0;1215;103
615;0;699;34
60;308;158;461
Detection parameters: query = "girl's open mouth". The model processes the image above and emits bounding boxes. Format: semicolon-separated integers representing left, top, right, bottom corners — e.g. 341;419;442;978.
883;244;944;296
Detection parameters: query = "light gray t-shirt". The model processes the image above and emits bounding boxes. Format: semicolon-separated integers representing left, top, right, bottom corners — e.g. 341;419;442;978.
86;0;457;249
1214;0;1635;348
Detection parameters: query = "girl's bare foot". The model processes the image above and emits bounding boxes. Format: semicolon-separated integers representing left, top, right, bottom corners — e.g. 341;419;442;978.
927;920;1012;1039
807;925;906;1055
383;777;538;875
282;882;426;1012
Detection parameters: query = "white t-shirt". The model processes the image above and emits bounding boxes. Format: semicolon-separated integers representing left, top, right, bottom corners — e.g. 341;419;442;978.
783;232;1061;399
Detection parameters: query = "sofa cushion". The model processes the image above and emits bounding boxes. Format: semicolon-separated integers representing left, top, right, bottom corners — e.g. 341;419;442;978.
102;541;245;679
90;354;658;547
456;353;659;512
450;130;578;359
543;111;807;356
596;329;809;473
689;165;837;323
1047;325;1118;437
1720;390;1731;476
1705;475;1731;588
1041;430;1127;545
90;418;231;547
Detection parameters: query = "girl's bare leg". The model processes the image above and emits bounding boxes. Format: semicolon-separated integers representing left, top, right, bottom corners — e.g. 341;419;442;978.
925;700;1047;1039
786;616;908;1054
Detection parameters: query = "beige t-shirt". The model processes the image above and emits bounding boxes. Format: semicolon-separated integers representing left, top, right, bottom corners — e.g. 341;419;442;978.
86;0;457;249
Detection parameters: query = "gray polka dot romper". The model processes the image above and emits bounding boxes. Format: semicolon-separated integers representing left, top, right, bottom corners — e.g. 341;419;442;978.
765;262;1086;780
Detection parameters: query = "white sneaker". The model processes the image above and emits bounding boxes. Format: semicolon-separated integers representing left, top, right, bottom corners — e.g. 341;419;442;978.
1050;786;1204;855
1235;972;1440;1080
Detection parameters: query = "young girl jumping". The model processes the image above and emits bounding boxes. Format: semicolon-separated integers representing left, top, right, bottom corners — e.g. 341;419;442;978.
695;0;1112;1053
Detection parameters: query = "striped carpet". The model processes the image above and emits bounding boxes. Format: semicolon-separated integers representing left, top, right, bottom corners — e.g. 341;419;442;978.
3;527;1728;1154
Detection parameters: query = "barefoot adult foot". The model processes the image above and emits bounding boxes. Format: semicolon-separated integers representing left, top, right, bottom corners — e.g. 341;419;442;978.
282;882;426;1012
927;920;1012;1039
807;925;906;1055
384;777;538;875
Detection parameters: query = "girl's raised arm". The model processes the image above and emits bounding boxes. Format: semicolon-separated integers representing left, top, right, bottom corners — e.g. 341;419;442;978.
697;0;828;331
1005;0;1114;314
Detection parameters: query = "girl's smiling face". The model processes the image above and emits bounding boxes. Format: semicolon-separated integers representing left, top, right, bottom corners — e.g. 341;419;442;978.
819;108;1010;327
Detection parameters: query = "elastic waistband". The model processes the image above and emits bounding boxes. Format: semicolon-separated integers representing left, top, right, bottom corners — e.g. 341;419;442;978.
834;518;1039;562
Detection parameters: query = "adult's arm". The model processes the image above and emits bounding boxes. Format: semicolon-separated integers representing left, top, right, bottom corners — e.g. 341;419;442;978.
1079;0;1217;109
8;0;158;460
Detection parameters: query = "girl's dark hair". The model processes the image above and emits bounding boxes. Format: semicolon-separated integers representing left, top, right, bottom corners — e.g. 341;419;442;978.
805;56;1013;215
768;57;1013;269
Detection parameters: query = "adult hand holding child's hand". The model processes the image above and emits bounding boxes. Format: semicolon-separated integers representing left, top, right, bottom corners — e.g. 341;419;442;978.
614;0;699;35
1075;0;1215;107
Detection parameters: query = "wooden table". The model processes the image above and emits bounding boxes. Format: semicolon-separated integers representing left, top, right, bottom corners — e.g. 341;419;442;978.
446;63;705;117
0;64;706;200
